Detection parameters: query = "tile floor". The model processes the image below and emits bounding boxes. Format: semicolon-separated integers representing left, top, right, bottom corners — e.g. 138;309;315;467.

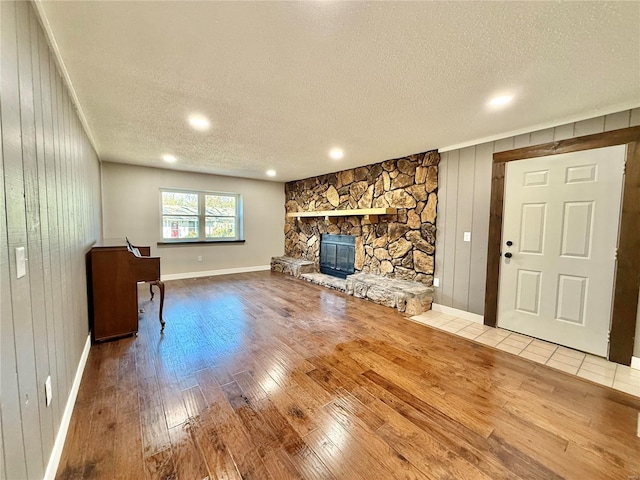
411;310;640;397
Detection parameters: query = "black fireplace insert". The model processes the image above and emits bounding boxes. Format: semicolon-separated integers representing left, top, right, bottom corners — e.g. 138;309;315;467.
320;234;355;278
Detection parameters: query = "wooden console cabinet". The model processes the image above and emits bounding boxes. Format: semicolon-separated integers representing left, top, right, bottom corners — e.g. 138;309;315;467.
87;238;164;342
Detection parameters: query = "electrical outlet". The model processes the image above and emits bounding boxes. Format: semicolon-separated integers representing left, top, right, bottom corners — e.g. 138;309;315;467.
45;375;52;407
463;231;471;242
433;277;440;287
197;256;203;262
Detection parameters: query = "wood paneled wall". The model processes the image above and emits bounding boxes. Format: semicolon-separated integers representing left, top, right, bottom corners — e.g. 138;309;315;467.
435;108;640;316
0;2;101;479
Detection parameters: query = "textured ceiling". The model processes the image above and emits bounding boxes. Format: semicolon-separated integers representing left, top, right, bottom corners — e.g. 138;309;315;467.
38;1;640;182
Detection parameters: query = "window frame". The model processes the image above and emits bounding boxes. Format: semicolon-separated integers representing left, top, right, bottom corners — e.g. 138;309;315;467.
159;188;243;243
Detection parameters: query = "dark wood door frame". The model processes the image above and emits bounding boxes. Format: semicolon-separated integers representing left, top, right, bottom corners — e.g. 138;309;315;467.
484;126;640;365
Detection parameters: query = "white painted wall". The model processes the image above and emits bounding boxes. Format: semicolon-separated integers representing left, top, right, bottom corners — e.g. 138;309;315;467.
101;162;284;276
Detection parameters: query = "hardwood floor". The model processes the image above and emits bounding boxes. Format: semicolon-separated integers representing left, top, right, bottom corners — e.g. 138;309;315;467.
56;271;640;480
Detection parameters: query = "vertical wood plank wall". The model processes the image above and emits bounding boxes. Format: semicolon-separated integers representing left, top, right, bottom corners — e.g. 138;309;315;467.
0;2;102;479
434;108;640;318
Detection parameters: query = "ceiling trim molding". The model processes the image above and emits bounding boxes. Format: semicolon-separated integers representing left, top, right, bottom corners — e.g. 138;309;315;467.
32;0;101;159
438;101;640;153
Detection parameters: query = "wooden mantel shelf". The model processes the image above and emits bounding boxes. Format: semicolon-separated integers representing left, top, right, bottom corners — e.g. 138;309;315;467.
286;207;396;223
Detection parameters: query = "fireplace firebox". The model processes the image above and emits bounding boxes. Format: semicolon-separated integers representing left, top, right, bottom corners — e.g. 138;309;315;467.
320;234;355;279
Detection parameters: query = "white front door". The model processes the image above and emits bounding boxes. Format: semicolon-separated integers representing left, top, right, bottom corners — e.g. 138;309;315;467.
497;145;626;356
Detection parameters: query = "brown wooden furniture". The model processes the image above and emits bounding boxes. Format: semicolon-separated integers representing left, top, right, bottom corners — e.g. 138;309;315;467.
87;238;165;342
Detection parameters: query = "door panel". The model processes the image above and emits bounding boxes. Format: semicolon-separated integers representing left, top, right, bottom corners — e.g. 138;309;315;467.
498;145;626;356
560;201;593;257
556;275;587;324
524;170;549;186
520;203;546;254
566;164;597;183
515;270;542;314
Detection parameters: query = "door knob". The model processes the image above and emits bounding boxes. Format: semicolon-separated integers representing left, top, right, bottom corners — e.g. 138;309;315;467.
506;241;513;247
504;252;513;258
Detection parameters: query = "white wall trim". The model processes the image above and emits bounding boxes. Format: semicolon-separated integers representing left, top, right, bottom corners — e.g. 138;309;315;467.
161;264;271;281
631;356;640;371
43;334;91;480
438;101;640;153
31;1;100;157
431;303;484;324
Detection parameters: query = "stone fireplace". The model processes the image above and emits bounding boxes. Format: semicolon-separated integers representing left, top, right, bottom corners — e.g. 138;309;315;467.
283;150;439;286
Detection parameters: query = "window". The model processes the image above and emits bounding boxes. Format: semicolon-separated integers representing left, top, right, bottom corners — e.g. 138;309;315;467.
160;189;242;242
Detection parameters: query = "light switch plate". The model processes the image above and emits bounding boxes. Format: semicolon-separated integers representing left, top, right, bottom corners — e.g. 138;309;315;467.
16;247;26;278
463;232;471;242
433;277;440;287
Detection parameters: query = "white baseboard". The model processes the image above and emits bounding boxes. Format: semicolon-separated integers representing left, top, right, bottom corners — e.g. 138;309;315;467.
430;303;485;324
631;356;640;371
44;334;91;480
161;264;271;281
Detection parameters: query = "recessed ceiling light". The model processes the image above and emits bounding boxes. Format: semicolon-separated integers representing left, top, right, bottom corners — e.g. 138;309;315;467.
488;95;513;107
188;114;210;131
162;154;177;163
329;148;344;160
266;169;276;177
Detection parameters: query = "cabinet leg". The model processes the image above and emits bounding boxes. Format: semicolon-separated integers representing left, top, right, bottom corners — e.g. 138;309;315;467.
150;283;155;300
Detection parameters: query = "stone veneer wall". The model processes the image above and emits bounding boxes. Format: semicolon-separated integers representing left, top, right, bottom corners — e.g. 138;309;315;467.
284;151;439;285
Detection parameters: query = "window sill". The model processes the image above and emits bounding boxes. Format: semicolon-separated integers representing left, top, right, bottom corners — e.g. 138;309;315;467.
157;239;245;246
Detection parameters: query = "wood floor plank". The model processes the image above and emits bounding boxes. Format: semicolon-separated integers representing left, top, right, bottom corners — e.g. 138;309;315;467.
168;422;210;480
278;441;335;480
114;344;147;480
262;448;305;480
55;400;93;480
312;370;488;480
361;369;564;480
321;401;430;480
239;359;326;441
80;385;117;479
189;411;242;480
194;368;274;480
502;398;640;472
144;448;176;480
350;349;496;438
155;348;190;429
375;417;494;480
182;385;207;420
221;380;283;451
114;405;147;480
304;428;368;480
234;367;339;480
56;272;640;480
138;378;172;458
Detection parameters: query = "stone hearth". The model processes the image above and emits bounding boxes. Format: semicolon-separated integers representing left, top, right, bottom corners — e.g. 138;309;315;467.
346;273;432;315
271;257;433;315
270;256;314;278
300;272;347;292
